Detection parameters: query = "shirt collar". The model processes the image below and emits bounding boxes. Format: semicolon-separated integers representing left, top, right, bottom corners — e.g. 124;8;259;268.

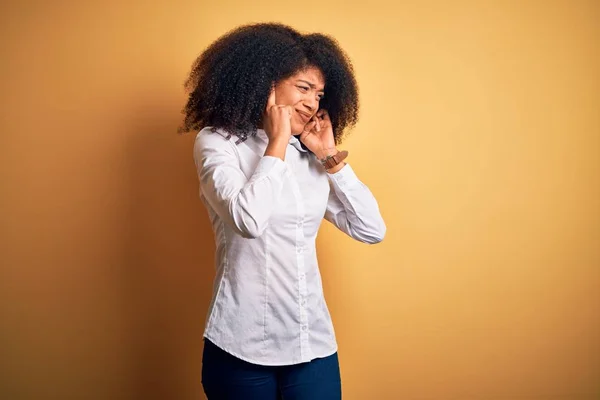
290;135;309;153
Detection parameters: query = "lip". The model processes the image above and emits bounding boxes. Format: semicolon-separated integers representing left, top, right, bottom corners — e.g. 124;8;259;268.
296;110;312;123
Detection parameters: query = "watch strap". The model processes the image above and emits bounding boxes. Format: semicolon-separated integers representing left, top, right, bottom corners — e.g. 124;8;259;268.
321;150;348;169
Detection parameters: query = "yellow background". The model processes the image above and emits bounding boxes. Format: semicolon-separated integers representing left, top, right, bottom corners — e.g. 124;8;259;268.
1;1;598;399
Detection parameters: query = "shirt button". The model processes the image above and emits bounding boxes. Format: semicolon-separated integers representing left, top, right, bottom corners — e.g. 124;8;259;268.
301;299;306;306
296;247;304;254
297;221;303;228
301;325;307;331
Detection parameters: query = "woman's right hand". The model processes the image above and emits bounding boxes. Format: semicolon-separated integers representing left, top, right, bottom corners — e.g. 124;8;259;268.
262;85;293;144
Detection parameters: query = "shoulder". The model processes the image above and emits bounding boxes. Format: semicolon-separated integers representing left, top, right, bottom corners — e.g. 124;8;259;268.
194;126;238;153
195;126;233;143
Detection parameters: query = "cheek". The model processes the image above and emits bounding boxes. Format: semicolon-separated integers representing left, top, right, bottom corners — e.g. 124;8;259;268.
290;117;306;134
275;87;301;106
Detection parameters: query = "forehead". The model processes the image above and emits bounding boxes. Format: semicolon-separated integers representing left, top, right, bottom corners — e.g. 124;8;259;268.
288;66;325;88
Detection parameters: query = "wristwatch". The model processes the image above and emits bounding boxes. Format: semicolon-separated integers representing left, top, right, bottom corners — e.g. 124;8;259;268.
320;150;348;169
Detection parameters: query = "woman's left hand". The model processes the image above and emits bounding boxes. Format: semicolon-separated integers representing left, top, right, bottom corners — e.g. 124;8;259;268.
299;109;337;159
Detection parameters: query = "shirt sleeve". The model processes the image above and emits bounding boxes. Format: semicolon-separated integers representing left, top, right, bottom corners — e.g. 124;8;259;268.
324;163;386;244
193;129;287;239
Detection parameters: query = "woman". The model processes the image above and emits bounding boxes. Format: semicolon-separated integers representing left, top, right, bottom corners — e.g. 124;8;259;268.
179;22;386;399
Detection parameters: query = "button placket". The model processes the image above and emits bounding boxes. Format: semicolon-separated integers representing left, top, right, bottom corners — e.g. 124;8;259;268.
287;164;311;360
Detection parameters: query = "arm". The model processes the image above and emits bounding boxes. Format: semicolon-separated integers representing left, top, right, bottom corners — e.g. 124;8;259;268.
323;163;386;244
193;130;287;239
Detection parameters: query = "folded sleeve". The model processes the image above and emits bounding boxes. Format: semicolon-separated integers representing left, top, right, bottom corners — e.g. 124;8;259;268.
193;129;287;239
324;163;386;244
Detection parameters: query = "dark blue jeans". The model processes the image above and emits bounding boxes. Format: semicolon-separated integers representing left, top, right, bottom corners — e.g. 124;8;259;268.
201;338;342;399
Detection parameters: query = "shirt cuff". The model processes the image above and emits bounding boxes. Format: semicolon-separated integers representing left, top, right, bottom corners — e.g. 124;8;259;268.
326;163;360;190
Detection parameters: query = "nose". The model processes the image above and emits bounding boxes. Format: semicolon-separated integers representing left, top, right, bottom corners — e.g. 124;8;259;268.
302;95;318;113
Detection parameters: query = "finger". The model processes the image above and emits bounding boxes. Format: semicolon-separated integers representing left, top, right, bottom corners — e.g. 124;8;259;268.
304;120;317;132
275;105;291;116
285;105;294;119
267;84;276;109
313;114;321;131
300;120;317;139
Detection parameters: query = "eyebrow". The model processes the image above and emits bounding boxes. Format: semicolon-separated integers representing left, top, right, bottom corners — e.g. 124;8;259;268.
297;79;325;92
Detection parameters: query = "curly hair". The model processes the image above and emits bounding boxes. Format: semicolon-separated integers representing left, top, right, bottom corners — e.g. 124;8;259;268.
178;22;359;145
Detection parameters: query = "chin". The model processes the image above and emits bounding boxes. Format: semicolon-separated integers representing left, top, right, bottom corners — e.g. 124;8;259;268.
290;124;303;135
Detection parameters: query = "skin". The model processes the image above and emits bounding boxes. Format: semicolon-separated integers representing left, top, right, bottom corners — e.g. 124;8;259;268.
261;66;345;173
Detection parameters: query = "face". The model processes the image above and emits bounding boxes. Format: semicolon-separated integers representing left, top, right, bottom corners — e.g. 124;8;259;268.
273;66;325;134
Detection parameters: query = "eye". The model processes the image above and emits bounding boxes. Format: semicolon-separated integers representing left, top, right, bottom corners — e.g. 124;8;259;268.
298;86;309;92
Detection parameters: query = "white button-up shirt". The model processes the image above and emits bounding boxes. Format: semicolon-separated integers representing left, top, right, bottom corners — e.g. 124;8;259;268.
193;126;386;366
